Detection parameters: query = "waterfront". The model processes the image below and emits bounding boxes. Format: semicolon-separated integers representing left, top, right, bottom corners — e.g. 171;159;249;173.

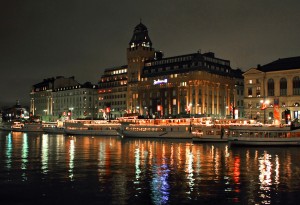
1;132;300;204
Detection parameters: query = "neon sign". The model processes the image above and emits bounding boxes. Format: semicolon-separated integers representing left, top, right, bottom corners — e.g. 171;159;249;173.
153;79;168;85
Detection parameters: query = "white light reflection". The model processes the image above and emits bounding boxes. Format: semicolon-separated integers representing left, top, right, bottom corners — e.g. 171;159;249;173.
258;152;273;204
97;142;106;180
275;155;280;185
135;146;141;181
69;138;75;181
5;133;12;170
41;134;49;174
21;133;28;181
186;146;194;195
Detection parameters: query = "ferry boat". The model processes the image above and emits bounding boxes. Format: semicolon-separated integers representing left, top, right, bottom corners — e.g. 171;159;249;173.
119;118;193;139
0;121;14;131
228;124;300;146
43;121;65;134
191;118;247;142
192;125;229;142
64;120;120;136
11;121;44;132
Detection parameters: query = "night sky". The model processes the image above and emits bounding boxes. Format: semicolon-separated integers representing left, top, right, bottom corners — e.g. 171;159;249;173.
1;0;300;107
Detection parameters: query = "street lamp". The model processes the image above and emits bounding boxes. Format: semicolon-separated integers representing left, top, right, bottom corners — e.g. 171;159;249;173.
260;99;269;124
69;107;74;120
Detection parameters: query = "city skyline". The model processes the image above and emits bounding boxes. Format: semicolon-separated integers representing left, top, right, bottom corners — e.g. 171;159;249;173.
1;0;300;107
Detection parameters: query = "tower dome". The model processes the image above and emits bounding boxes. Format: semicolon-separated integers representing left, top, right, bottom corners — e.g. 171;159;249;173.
129;22;152;48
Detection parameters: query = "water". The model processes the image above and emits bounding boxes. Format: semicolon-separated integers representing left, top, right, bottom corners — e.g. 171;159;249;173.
1;131;300;205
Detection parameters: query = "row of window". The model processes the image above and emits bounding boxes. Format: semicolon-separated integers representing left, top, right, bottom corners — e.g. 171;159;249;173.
145;56;193;67
248;77;300;97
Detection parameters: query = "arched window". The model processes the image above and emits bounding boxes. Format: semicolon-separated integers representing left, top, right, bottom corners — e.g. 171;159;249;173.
267;78;274;96
280;78;287;96
293;76;300;95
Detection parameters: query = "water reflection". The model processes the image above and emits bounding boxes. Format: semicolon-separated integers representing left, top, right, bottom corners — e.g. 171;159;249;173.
1;134;300;204
68;137;75;181
5;133;12;170
41;134;49;174
21;133;28;181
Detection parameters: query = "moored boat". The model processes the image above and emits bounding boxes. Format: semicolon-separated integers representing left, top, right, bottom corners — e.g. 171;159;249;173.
192;125;228;142
43;121;65;134
0;121;14;131
228;124;300;146
119;118;193;139
11;121;44;132
64;120;120;136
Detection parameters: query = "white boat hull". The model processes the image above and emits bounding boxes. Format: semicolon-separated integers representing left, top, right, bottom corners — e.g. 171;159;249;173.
121;130;192;139
228;125;300;146
43;127;65;134
229;137;300;146
65;129;119;136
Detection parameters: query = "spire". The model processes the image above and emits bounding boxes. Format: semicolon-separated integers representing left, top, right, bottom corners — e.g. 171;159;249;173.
129;21;152;48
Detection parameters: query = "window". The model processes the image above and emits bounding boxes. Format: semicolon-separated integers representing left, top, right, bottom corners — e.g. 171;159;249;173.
267;78;274;96
249;80;253;84
172;90;176;97
280;78;287;96
256;86;261;97
248;87;252;97
293;76;300;95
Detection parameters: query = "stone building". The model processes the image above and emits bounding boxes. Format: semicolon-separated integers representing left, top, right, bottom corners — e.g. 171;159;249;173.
30;76;98;121
243;56;300;124
124;22;244;118
98;65;128;119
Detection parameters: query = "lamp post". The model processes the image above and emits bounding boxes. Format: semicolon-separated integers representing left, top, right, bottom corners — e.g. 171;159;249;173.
260;99;269;124
43;109;47;122
69;107;74;120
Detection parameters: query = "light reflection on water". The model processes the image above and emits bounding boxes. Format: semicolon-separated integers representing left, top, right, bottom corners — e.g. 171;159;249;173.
1;132;300;204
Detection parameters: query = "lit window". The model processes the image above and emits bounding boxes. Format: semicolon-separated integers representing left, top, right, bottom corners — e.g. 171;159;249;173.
249;80;253;84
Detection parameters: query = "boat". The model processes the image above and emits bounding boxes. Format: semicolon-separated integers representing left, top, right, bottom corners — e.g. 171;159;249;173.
64;120;120;136
118;118;193;139
43;121;66;134
0;121;14;131
228;124;300;146
192;125;229;142
11;121;44;132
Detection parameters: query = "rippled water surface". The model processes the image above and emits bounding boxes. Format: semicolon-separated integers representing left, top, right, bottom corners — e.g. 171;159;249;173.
1;131;300;204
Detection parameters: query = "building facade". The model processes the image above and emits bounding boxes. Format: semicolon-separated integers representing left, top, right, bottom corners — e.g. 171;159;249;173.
30;76;98;121
137;52;244;118
124;22;244;118
98;65;128;119
243;57;300;124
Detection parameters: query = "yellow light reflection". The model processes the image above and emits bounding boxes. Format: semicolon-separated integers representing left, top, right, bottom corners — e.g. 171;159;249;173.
186;145;194;193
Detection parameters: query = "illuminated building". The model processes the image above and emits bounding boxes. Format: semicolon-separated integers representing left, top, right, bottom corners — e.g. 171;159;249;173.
126;22;244;118
97;22;244;118
30;76;98;121
138;52;244;118
98;65;128;119
243;56;300;124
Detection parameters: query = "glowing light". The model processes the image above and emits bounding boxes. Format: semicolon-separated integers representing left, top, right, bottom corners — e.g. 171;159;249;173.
153;79;168;85
5;133;12;170
69;138;75;181
41;134;49;174
21;133;28;181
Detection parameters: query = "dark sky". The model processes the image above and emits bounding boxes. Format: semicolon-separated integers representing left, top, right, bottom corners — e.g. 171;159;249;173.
1;0;300;107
